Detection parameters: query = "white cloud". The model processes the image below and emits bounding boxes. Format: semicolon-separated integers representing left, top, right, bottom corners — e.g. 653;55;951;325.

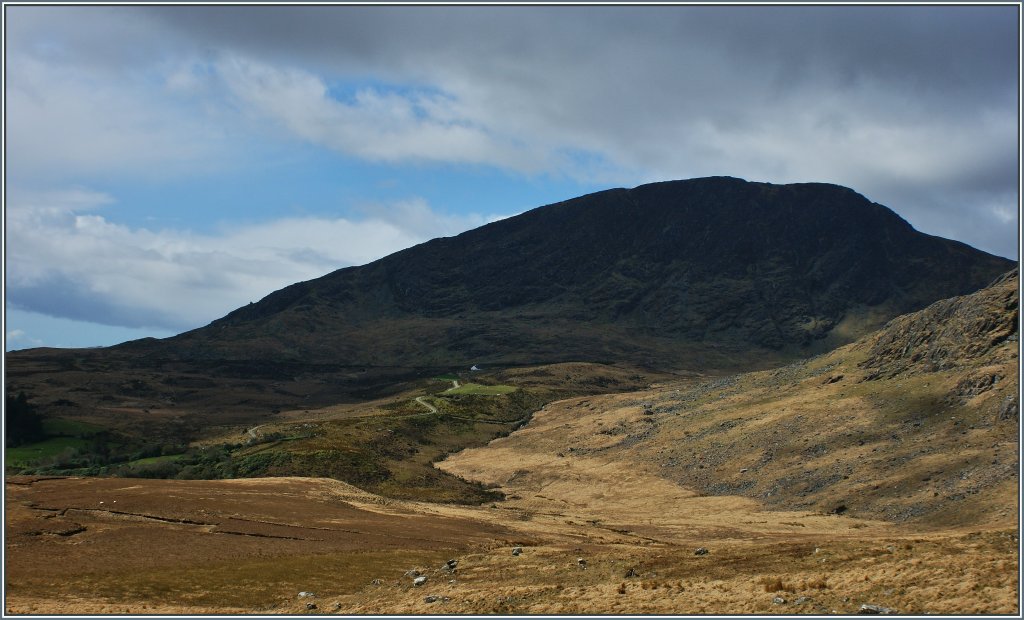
5;329;43;351
992;205;1016;226
216;56;554;174
5;53;234;182
5;189;507;332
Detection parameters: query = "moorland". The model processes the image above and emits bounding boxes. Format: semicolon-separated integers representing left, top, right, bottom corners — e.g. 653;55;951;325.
5;178;1018;614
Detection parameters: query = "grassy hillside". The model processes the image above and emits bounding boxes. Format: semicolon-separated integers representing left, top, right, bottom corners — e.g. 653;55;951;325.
442;270;1019;527
6;363;666;504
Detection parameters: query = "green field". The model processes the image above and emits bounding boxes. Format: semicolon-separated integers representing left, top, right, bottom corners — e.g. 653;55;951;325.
6;437;91;468
125;454;186;468
41;418;104;436
444;383;517;395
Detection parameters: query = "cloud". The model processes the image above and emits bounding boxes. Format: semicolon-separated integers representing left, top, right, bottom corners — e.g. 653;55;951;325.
5;329;43;351
11;6;1015;190
3;5;1017;345
5;51;234;183
140;6;1016;253
6;189;503;332
215;56;554;174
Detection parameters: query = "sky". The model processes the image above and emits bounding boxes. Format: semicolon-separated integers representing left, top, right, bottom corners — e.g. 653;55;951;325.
4;4;1020;351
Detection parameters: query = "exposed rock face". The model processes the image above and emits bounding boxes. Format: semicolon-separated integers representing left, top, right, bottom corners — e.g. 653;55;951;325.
998;396;1018;421
117;177;1012;371
861;269;1018;379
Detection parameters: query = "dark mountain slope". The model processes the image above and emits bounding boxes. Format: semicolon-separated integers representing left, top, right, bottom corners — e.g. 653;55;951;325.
142;176;1010;370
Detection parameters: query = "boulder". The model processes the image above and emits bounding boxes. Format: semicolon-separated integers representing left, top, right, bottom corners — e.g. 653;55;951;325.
512;547;523;556
413;576;428;587
999;396;1018;421
858;603;897;615
694;547;709;556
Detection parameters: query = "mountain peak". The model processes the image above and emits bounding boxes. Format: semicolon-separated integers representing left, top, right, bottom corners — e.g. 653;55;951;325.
137;178;1013;371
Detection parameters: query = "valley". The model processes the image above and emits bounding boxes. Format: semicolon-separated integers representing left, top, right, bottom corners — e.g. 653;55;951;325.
4;178;1019;615
5;270;1019;615
4;361;668;502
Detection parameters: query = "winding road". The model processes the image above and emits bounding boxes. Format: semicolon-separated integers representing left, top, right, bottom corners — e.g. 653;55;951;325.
413;396;438;414
246;424;266;440
414;378;459;412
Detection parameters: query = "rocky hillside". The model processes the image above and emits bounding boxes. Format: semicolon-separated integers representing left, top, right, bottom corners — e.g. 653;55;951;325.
860;269;1018;379
442;269;1019;526
117;176;1011;371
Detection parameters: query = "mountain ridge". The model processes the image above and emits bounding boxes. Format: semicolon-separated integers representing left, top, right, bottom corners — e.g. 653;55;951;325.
116;176;1012;371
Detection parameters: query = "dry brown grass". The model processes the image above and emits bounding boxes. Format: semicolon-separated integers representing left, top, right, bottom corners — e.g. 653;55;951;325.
7;467;1018;615
761;577;795;593
5;284;1019;615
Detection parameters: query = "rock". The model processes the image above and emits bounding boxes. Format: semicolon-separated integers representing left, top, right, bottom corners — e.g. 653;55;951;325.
625;567;639;578
694;547;709;556
413;576;428;587
424;596;439;603
858;603;897;615
404;569;421;578
999;396;1018;420
370;579;382;586
794;596;812;605
512;546;523;556
298;592;315;598
445;559;458;570
773;596;787;605
305;603;318;610
332;602;342;611
577;558;587;568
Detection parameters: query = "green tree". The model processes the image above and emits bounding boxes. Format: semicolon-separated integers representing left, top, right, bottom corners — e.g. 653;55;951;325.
6;392;45;447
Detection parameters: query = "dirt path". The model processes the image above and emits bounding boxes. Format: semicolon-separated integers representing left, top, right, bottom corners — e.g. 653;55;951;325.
414;396;438;414
246;424;266;440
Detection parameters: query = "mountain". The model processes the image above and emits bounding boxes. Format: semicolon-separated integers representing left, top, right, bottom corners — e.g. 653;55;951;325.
121;176;1011;371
